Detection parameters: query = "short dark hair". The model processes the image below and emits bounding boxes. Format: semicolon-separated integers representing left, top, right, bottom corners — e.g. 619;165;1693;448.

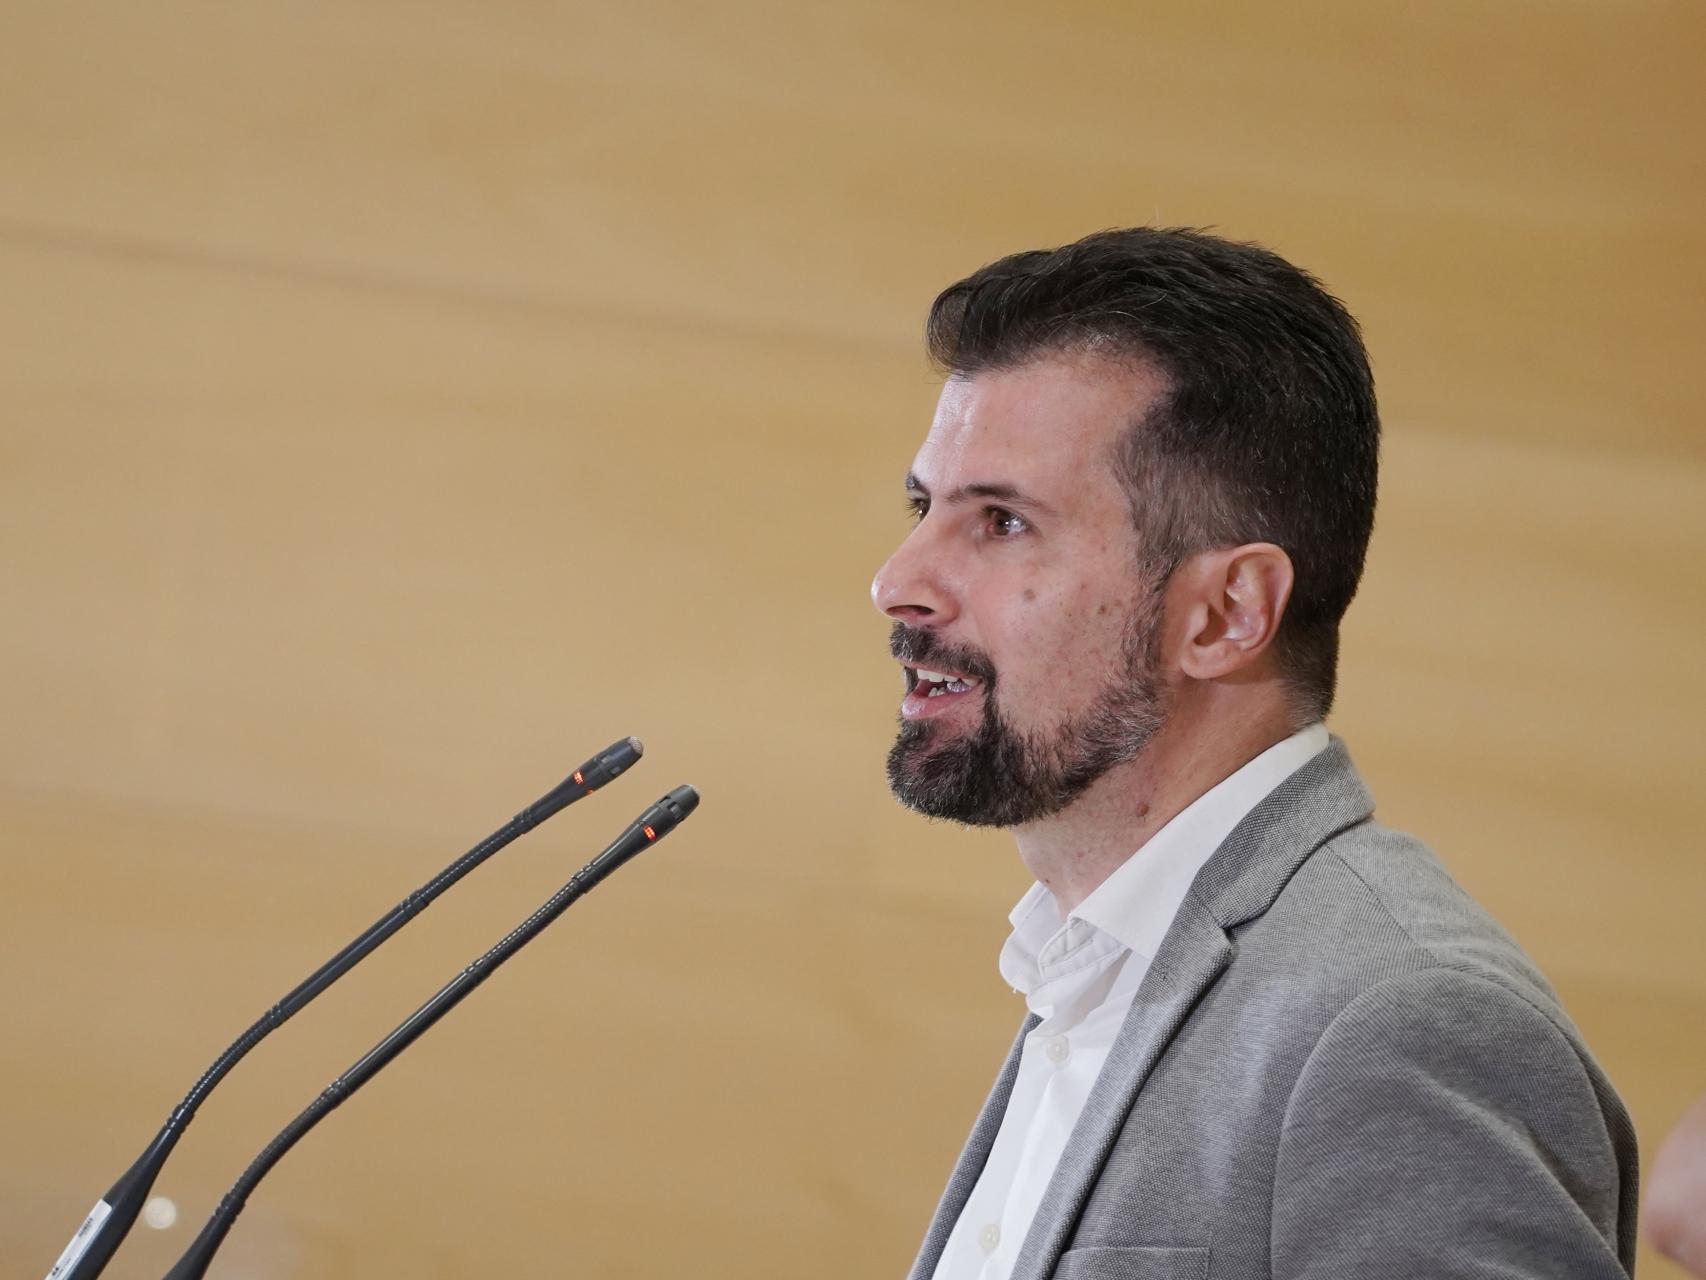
925;227;1380;719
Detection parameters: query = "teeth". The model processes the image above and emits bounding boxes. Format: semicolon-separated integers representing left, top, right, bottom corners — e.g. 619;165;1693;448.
913;667;979;695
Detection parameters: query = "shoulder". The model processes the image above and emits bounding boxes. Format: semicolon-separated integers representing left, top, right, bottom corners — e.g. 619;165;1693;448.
1220;816;1630;1148
1254;825;1638;1269
1255;817;1562;1014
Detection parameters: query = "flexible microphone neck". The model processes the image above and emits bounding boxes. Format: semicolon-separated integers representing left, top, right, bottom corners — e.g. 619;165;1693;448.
162;785;700;1280
43;738;643;1280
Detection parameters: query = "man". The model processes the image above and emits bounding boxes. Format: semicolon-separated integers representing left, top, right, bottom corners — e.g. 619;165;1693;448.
872;228;1637;1279
1649;1093;1706;1275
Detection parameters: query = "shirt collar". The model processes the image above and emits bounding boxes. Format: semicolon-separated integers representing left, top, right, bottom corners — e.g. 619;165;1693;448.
999;723;1329;999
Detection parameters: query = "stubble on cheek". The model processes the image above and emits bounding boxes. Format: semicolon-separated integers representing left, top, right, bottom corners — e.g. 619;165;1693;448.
1004;584;1106;724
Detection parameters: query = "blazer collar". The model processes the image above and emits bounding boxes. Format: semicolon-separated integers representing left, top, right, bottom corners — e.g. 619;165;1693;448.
1189;734;1375;933
1001;736;1375;1280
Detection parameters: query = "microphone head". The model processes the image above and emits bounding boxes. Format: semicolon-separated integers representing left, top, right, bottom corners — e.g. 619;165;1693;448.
526;737;647;826
633;786;700;843
660;784;699;820
604;737;644;769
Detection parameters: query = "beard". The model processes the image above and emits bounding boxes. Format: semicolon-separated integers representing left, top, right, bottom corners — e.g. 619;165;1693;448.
885;594;1168;828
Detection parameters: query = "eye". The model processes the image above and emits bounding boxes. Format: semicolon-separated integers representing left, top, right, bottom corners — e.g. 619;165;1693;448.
986;507;1029;537
905;495;929;522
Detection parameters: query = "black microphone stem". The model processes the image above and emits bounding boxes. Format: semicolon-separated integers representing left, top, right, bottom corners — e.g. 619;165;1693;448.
162;784;700;1280
43;737;642;1280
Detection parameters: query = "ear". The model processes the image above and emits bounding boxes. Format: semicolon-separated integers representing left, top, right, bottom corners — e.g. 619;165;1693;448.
1174;543;1295;681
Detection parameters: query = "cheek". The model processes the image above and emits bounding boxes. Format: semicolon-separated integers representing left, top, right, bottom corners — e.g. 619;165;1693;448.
1010;574;1148;688
990;581;1114;685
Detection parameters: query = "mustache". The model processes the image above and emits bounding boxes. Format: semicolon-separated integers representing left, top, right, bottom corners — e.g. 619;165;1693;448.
888;623;998;686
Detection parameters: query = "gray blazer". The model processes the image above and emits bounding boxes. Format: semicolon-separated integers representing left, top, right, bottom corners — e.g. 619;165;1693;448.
907;739;1638;1280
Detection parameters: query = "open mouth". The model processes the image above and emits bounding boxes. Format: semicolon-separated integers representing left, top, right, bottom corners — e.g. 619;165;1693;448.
900;664;987;720
907;666;984;698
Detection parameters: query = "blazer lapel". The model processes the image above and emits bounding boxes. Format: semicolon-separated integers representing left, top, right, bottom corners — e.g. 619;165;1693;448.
1006;894;1232;1280
1006;737;1376;1280
907;1013;1041;1280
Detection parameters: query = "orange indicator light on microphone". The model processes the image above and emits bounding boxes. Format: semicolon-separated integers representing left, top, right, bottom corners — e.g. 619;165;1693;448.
643;825;657;840
573;771;584;785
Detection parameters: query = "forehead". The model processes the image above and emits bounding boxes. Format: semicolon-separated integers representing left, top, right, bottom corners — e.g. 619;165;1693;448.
913;352;1166;498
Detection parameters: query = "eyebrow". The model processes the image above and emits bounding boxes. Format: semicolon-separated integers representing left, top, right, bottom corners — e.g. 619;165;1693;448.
905;474;1056;516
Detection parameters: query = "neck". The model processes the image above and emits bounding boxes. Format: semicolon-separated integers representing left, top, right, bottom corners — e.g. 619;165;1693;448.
1012;688;1302;915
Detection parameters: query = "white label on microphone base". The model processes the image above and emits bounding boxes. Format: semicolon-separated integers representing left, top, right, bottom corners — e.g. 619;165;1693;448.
45;1199;111;1280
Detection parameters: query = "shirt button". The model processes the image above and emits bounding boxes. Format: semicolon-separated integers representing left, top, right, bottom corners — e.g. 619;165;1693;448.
978;1223;1001;1254
1045;1035;1071;1065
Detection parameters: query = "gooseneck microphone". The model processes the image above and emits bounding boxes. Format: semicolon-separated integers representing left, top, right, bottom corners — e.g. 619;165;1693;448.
44;738;643;1280
161;784;700;1280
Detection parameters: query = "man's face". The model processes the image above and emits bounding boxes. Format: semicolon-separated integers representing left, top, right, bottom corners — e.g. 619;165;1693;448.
871;352;1173;827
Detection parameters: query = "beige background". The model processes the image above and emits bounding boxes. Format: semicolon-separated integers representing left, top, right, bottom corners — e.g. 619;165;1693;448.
2;2;1702;1277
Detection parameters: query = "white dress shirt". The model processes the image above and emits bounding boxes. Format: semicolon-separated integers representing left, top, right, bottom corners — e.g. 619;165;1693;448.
931;724;1330;1280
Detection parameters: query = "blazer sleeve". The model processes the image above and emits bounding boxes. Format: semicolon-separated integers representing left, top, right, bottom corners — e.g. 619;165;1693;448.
1270;966;1635;1279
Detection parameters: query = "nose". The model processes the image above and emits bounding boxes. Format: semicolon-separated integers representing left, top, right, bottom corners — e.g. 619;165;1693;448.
871;523;957;627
